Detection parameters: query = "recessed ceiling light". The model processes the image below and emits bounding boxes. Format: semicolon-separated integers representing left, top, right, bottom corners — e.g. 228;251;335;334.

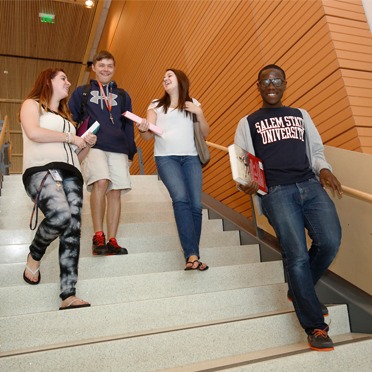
85;0;94;8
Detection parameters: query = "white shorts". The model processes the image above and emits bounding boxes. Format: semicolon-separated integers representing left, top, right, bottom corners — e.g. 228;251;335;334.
82;148;131;193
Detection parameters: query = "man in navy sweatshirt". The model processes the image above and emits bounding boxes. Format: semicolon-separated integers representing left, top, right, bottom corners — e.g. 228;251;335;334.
69;50;136;256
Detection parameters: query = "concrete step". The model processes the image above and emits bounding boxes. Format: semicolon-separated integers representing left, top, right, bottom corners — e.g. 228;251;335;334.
0;182;170;194
0;229;241;266
2;214;223;237
1;174;364;371
165;334;372;371
0;261;285;316
0;244;261;286
0;229;241;255
1;283;292;354
0;305;351;371
0;174;167;194
0;210;174;229
0;189;173;204
0;204;190;232
0;174;162;186
0;202;173;222
0;174;163;186
0;209;213;230
0;189;173;205
0;218;223;241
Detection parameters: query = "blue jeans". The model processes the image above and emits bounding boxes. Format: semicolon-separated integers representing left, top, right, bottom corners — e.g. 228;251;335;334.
155;156;203;261
261;178;341;333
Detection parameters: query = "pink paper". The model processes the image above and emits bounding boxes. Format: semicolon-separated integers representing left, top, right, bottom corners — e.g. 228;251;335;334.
123;111;163;136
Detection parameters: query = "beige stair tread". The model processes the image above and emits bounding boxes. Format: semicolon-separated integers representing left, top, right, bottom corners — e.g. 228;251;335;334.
0;261;286;317
0;245;261;285
0;306;351;371
164;333;372;371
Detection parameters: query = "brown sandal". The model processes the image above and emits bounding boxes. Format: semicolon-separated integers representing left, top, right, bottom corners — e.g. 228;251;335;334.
185;260;209;271
197;261;209;271
185;260;199;270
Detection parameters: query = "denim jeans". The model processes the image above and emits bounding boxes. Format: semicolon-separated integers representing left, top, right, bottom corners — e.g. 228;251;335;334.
261;177;341;333
155;156;203;261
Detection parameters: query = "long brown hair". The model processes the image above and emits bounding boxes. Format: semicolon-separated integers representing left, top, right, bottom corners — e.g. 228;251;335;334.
154;68;193;118
26;68;75;124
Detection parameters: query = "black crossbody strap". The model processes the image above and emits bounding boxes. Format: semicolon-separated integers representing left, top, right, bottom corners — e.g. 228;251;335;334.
80;83;91;121
29;172;50;230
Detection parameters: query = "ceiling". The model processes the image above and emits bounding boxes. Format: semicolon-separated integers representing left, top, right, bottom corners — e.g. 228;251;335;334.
0;0;109;103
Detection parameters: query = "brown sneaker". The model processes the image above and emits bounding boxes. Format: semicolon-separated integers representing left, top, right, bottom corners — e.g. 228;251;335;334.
307;327;334;351
92;231;107;255
106;238;128;255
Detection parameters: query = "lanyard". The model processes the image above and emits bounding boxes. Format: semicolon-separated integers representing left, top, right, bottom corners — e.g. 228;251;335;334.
29;172;50;230
98;81;114;124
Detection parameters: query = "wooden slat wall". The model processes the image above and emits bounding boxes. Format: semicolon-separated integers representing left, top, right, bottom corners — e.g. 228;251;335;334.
0;57;83;173
0;0;95;62
323;0;372;153
93;0;372;218
0;0;99;174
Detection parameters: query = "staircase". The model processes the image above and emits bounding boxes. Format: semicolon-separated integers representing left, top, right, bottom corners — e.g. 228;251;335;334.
0;174;371;371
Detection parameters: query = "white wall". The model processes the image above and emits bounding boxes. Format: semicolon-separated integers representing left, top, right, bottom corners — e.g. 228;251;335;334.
324;146;372;296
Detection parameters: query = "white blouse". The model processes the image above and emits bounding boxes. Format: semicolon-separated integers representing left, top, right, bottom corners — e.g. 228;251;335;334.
148;98;200;156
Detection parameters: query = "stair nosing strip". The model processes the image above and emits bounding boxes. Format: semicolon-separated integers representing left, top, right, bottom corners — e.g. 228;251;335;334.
181;336;372;372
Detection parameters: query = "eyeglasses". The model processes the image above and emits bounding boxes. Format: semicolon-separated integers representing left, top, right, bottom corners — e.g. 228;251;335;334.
258;78;285;87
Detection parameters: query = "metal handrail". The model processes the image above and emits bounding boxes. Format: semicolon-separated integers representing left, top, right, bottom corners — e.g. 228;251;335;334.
91;132;372;203
206;141;372;203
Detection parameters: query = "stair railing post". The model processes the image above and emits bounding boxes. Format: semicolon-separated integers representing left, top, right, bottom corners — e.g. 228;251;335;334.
249;194;265;240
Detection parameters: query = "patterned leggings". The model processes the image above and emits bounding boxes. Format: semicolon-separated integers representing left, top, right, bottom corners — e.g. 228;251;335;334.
25;170;83;300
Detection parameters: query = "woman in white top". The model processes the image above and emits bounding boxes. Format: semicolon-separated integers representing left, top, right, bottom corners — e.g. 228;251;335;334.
20;68;96;310
138;69;210;270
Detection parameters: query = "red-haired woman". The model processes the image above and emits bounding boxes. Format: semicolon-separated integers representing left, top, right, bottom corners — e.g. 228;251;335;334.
138;69;210;271
20;68;96;310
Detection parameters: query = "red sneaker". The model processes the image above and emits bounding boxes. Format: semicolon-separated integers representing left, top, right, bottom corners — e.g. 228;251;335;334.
106;238;128;255
92;231;107;255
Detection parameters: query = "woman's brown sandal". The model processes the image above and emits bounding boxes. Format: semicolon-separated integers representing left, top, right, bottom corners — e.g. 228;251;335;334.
185;260;209;271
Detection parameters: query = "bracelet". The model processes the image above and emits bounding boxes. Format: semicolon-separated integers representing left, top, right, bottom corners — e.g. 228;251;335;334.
64;132;74;144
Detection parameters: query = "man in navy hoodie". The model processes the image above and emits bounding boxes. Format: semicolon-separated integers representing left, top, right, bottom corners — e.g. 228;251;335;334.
69;50;136;256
